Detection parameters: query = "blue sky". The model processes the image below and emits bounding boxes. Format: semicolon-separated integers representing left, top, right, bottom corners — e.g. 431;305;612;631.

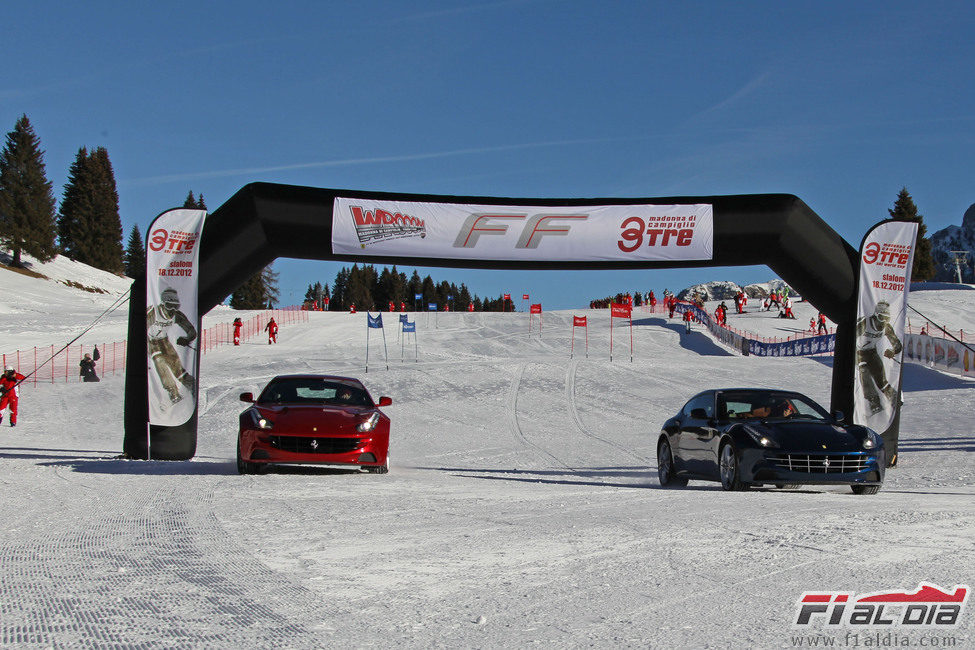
4;1;974;309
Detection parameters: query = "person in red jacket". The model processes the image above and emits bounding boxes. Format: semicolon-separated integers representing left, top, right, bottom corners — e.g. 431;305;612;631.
264;317;278;344
233;317;243;346
0;365;26;427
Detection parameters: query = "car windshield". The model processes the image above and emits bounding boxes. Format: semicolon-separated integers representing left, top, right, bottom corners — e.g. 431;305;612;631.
717;391;829;422
257;378;372;407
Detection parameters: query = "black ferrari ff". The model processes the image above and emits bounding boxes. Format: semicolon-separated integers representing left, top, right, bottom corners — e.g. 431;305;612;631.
657;389;885;493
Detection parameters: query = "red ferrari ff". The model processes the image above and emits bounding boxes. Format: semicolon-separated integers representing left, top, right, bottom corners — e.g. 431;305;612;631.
237;374;392;475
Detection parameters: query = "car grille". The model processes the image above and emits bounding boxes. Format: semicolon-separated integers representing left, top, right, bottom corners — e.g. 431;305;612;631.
766;453;869;473
270;436;363;454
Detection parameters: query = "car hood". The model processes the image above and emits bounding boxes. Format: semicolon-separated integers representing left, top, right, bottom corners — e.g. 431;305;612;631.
255;404;377;434
746;420;866;452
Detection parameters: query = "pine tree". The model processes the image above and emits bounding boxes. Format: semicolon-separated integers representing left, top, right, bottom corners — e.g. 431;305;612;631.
124;224;145;278
181;191;207;211
58;147;94;262
88;147;123;272
57;147;123;272
230;263;279;309
888;187;935;281
0;115;57;265
261;265;279;307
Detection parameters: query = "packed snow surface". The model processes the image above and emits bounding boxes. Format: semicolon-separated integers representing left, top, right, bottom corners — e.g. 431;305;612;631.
0;259;973;647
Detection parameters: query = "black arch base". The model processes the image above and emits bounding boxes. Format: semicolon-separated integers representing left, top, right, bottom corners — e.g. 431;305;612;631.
124;183;864;461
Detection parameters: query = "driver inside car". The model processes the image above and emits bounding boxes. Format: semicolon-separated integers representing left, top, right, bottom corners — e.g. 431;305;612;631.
773;400;795;418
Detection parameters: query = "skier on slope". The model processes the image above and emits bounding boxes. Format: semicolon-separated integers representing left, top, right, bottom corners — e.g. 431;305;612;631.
147;287;197;404
233;317;243;346
0;365;26;426
264;317;278;344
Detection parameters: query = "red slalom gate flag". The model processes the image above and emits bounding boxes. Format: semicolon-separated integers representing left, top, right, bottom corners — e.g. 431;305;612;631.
503;293;511;300
528;303;542;337
610;302;632;318
571;315;588;358
609;303;633;362
522;294;529;300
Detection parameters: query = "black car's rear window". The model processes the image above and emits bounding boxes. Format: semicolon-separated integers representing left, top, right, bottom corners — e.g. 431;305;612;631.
257;378;372;407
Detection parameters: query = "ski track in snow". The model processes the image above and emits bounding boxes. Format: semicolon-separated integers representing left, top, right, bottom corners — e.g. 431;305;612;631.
565;358;651;464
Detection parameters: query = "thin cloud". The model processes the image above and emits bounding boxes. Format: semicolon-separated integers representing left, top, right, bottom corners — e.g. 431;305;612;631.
685;71;772;124
123;135;655;187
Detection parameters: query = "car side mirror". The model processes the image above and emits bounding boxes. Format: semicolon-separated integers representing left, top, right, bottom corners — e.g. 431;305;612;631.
378;396;392;407
239;392;255;403
690;408;708;420
832;410;845;423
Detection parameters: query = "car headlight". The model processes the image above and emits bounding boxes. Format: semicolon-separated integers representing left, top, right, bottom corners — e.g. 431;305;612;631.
862;430;881;450
744;424;778;448
248;409;273;430
356;411;381;432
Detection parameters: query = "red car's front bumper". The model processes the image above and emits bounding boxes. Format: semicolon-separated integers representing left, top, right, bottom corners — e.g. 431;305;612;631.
239;428;390;469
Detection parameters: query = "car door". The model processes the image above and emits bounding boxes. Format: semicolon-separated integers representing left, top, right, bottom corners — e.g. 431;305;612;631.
676;393;717;476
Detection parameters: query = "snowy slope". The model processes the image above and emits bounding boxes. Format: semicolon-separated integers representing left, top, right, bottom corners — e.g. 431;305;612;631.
0;262;973;647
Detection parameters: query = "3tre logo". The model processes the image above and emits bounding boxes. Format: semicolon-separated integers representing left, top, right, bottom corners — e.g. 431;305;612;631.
618;215;696;253
148;228;198;254
862;241;911;267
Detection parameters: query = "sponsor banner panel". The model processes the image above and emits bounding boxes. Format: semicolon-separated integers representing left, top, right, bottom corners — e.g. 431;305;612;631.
672;301;834;357
904;333;974;377
146;209;207;426
854;221;917;430
332;198;713;262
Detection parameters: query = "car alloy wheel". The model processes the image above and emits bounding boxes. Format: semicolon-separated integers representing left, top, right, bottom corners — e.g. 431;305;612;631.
657;439;686;487
719;442;748;491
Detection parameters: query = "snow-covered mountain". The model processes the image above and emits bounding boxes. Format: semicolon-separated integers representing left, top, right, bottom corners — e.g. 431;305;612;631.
676;281;742;301
931;203;975;282
677;279;797;302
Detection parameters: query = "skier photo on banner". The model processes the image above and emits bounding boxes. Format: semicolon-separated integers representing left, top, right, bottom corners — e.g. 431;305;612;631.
855;300;903;415
147;286;197;405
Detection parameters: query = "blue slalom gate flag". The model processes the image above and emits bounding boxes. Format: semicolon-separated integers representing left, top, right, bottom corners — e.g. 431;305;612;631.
402;321;416;333
399;314;409;324
427;303;437;311
367;313;383;329
414;293;422;300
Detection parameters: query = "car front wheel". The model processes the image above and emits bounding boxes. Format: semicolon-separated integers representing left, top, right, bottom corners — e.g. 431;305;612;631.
851;485;880;495
719;442;749;491
366;452;390;474
237;439;257;475
657;439;687;487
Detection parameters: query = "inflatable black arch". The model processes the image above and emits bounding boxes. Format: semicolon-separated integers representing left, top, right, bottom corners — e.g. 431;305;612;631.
124;182;861;460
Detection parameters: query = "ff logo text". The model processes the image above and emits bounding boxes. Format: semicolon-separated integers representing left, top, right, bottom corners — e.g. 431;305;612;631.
795;583;968;628
451;213;699;250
